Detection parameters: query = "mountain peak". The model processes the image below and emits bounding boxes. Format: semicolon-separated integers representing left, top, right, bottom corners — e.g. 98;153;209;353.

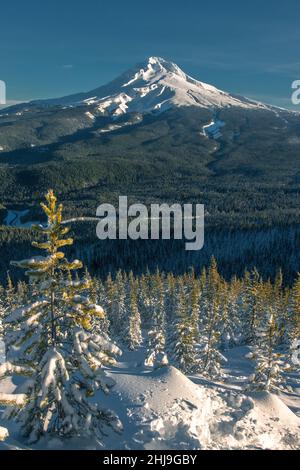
120;56;187;89
4;57;271;116
141;56;185;74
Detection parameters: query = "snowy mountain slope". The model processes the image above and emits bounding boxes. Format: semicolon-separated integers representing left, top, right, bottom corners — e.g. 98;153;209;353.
11;57;271;117
1;345;300;450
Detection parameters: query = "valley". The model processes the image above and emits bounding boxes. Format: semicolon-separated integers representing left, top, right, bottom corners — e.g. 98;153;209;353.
0;57;300;283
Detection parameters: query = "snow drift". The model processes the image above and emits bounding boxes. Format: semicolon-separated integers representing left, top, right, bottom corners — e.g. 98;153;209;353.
1;346;300;450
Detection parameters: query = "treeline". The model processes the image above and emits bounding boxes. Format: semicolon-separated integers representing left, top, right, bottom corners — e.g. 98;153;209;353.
0;190;299;444
1;258;299;379
2;222;300;286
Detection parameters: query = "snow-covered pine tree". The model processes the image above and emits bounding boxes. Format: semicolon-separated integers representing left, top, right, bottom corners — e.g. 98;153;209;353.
286;274;300;344
126;273;142;350
168;279;201;373
5;273;15;311
272;269;289;345
138;270;152;328
220;278;243;349
165;272;176;322
1;273;18;356
198;299;226;378
93;276;110;335
246;308;286;393
144;271;168;368
190;278;201;341
0;190;122;443
105;271;127;338
198;259;227;377
243;269;264;344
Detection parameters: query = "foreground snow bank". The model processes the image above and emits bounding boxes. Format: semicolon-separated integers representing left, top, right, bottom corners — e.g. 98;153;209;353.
105;363;300;450
245;392;300;449
0;347;300;450
106;365;220;450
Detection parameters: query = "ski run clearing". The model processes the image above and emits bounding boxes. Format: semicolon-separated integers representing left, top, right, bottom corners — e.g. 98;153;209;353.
0;343;299;450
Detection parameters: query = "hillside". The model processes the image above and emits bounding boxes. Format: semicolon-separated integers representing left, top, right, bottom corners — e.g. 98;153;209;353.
1;58;300;282
1;345;299;450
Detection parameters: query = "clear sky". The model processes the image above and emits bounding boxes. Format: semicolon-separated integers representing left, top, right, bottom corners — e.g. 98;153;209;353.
1;0;300;109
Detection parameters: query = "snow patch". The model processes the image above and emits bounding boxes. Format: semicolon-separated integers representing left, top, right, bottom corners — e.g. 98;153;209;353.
85;111;96;121
202;120;226;140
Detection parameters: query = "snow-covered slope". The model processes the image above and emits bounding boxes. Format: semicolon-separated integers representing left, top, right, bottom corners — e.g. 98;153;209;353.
29;56;270;116
1;346;300;450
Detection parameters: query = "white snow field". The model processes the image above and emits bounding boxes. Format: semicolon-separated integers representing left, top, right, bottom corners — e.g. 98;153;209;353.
0;344;299;450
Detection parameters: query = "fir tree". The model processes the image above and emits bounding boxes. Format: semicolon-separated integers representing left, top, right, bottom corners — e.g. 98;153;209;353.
1;273;17;356
198;260;226;377
247;308;286;393
168;279;201;373
220;278;243;349
287;274;300;343
144;272;168;368
127;274;142;350
0;190;122;443
105;271;126;338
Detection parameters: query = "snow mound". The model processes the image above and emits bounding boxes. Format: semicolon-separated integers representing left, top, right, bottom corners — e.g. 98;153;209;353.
104;364;300;450
251;391;300;428
214;390;300;450
103;365;221;450
1;347;300;450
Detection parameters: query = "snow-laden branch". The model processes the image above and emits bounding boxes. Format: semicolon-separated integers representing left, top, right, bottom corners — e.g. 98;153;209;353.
0;392;27;406
0;361;35;379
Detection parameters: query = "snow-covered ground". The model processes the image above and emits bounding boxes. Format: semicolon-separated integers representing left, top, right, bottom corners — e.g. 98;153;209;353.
0;344;299;450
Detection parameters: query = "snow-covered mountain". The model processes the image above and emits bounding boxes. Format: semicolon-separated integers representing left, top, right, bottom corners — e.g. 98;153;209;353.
30;56;270;116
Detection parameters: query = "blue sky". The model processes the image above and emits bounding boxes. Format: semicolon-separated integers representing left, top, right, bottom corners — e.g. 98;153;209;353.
1;0;300;109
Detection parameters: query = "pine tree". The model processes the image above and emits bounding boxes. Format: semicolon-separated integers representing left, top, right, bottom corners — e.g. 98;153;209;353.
287;274;300;343
220;278;243;349
138;270;152;328
168;279;201;373
0;190;122;443
1;273;17;356
5;273;15;311
93;276;110;335
165;272;176;322
127;274;142;350
247;308;286;393
105;271;126;338
144;271;168;368
198;259;226;377
243;269;264;344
